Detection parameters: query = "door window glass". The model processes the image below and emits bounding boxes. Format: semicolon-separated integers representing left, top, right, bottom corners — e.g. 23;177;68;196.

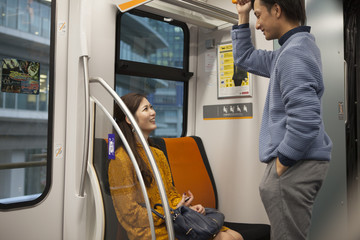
0;0;53;209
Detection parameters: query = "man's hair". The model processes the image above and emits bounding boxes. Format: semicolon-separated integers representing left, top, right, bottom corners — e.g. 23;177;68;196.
251;0;306;26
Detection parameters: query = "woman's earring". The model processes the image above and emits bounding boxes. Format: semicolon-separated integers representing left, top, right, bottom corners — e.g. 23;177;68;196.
131;127;135;133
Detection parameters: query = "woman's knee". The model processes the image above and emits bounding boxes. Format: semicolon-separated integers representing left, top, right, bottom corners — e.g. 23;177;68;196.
226;229;243;240
214;229;243;240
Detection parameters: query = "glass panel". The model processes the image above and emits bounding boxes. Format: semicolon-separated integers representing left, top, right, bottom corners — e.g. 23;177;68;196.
6;0;17;29
120;13;184;69
0;149;46;203
0;0;5;26
40;3;50;38
0;92;3;107
39;67;48;111
18;0;30;33
29;1;40;36
115;74;184;137
0;0;52;207
5;92;15;108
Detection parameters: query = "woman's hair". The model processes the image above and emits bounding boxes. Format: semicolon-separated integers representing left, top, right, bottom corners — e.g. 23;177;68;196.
251;0;306;26
113;92;154;187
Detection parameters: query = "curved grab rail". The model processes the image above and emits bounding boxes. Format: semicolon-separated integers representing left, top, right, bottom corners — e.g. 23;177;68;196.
79;55;91;197
87;99;105;240
89;77;175;240
87;161;105;240
91;96;156;239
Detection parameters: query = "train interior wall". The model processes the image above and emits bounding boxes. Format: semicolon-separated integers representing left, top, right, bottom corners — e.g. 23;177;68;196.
194;18;270;224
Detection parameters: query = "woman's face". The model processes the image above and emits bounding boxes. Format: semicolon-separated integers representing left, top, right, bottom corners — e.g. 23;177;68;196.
134;97;157;137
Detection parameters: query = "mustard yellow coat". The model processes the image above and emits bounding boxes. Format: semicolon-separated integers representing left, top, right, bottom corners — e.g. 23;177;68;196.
108;144;227;240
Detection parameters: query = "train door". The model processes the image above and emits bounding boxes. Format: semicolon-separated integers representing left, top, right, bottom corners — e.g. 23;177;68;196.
0;0;67;239
305;0;348;239
344;0;360;238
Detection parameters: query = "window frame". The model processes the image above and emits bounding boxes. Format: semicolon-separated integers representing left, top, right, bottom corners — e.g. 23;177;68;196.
115;9;192;137
0;0;55;210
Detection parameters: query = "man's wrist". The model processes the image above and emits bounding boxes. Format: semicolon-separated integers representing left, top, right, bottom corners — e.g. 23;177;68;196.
232;23;249;30
238;13;250;25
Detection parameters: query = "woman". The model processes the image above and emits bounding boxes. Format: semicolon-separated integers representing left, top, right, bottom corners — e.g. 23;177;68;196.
109;92;243;240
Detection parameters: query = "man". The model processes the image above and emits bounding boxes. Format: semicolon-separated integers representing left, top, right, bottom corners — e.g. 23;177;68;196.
232;0;332;239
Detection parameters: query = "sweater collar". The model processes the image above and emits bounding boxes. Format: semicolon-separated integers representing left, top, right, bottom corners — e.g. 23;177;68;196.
279;26;311;46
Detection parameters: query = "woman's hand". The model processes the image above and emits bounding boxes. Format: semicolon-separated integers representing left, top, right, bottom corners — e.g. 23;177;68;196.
190;204;206;215
176;190;194;208
176;190;205;215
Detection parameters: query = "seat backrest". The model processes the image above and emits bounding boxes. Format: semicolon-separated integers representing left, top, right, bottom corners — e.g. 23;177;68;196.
93;138;128;240
152;136;218;209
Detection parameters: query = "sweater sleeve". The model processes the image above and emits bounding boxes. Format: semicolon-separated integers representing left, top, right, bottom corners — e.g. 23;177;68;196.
151;148;182;209
231;27;275;78
277;45;323;165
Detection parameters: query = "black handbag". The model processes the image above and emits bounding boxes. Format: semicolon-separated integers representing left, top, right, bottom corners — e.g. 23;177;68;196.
152;204;225;240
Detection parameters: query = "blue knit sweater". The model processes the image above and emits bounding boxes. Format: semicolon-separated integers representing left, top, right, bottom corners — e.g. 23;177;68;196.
231;26;332;166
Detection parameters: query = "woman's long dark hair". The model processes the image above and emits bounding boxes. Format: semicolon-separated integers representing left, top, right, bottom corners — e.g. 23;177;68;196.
113;93;154;187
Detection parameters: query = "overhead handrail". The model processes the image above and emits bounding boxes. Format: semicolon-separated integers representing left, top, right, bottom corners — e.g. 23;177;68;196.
91;96;156;240
89;76;175;240
158;0;238;25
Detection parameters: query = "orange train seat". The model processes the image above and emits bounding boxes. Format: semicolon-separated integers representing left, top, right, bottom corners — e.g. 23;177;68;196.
151;136;270;240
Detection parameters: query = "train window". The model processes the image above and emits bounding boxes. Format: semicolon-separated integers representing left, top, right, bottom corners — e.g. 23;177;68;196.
0;0;54;209
115;10;192;137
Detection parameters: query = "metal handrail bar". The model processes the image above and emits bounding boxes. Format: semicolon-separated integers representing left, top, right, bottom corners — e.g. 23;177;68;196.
91;96;156;239
0;161;47;170
89;76;175;240
180;0;238;17
31;153;47;159
79;55;91;197
0;153;47;170
158;0;238;25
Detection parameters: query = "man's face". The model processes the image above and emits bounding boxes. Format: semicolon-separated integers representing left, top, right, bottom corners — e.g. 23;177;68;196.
253;0;282;40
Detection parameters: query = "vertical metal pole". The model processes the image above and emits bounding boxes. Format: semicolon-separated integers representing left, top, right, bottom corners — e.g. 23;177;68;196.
79;56;90;197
